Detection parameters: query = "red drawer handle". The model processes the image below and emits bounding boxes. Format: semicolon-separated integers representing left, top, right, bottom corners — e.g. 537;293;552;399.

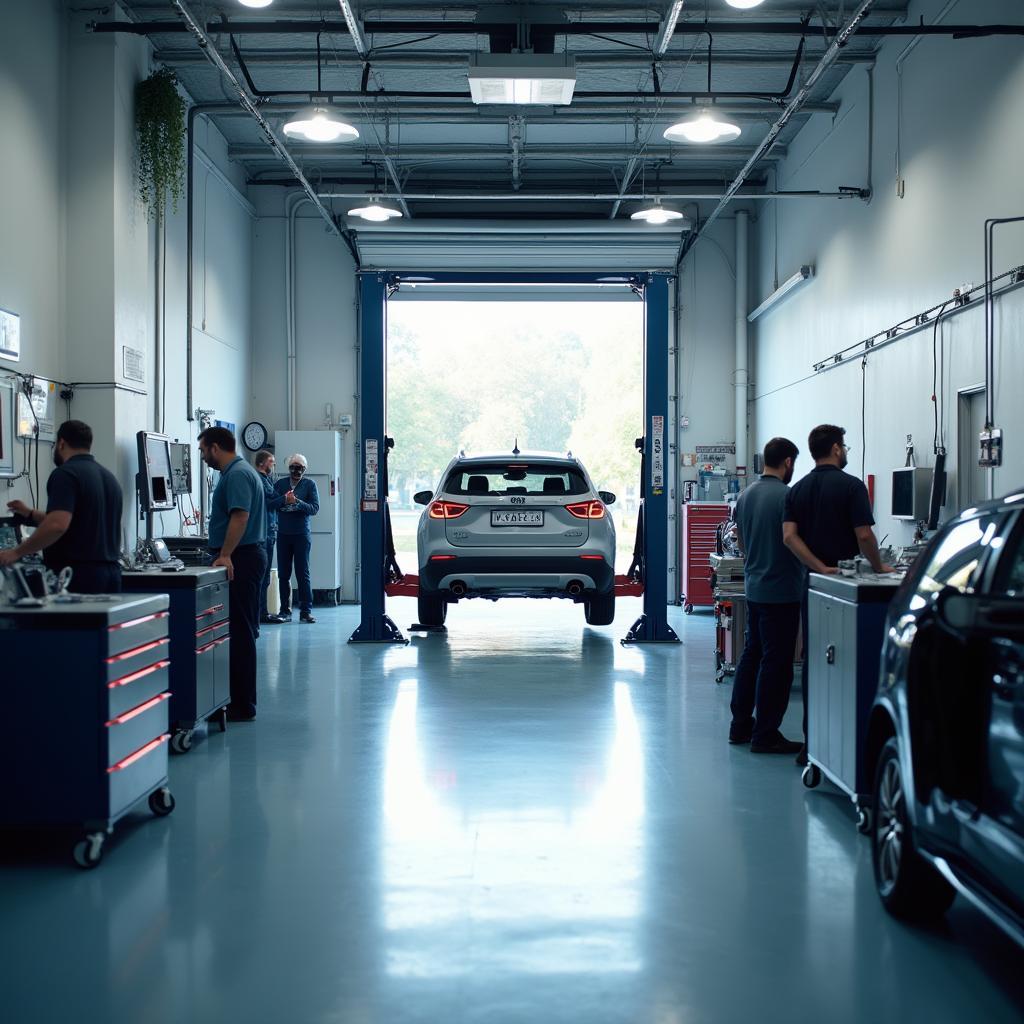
196;623;221;639
107;733;170;773
197;636;229;655
196;604;225;620
109;611;169;631
105;692;170;727
106;638;169;664
108;659;171;690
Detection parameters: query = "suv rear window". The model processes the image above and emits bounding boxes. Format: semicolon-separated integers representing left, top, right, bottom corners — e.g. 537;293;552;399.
444;462;588;498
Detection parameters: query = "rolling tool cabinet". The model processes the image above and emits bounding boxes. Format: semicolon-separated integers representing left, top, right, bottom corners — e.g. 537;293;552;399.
0;594;175;867
802;573;903;831
122;567;231;753
681;502;731;613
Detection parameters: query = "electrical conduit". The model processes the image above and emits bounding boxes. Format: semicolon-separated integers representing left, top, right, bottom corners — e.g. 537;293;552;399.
735;210;749;476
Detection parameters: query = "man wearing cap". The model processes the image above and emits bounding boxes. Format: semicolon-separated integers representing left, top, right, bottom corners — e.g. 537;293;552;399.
274;453;320;623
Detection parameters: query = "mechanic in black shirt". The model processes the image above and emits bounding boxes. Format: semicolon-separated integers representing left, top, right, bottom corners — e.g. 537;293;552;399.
783;423;893;764
1;420;124;593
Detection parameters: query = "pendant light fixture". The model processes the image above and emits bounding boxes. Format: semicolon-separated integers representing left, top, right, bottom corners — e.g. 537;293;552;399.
282;32;358;144
347;197;403;222
725;0;766;8
630;198;686;226
663;36;742;145
238;0;274;7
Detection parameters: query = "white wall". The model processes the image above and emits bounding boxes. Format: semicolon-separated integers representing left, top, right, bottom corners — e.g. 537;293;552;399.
0;1;252;550
750;0;1024;543
251;187;359;598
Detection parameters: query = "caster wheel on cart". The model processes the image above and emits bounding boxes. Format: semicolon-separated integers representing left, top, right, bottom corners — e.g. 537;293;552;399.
170;729;194;755
684;603;694;615
148;787;176;817
856;805;873;835
72;832;105;869
801;764;822;789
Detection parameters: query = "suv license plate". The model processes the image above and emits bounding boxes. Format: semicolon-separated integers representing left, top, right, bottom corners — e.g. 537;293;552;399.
491;510;544;527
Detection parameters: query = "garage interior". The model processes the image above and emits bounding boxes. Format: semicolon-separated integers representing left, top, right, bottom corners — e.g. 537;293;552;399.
1;0;1023;1021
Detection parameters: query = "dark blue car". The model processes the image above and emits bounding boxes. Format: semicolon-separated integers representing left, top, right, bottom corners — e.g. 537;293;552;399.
864;490;1024;945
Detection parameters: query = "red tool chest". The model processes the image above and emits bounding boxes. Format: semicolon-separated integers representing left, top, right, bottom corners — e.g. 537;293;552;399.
681;502;730;613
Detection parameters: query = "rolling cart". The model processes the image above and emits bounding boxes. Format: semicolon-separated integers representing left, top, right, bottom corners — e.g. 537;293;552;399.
0;593;175;867
801;572;902;832
122;566;231;753
681;502;730;613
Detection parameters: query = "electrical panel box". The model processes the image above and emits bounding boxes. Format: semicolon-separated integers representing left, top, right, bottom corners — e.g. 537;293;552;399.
0;376;16;477
169;442;192;496
16;378;57;442
979;427;1003;468
891;467;932;521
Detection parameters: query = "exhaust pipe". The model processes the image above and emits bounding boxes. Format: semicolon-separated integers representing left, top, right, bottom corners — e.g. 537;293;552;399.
567;580;584;597
450;581;467;597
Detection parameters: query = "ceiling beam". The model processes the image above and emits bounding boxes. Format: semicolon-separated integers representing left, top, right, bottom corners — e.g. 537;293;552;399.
337;1;368;58
654;2;685;57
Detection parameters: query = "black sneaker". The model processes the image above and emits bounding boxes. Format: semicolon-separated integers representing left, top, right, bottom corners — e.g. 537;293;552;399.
750;734;804;755
728;729;753;745
300;612;317;624
277;610;292;622
225;708;256;723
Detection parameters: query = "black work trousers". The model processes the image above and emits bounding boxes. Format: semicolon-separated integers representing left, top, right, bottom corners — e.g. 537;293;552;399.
222;543;267;717
66;562;122;594
259;535;276;618
277;532;313;613
730;598;802;745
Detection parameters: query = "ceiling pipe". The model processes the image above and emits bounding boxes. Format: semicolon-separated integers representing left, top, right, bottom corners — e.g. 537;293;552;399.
337;0;368;58
678;0;877;267
91;19;1024;38
316;191;867;203
654;1;685;56
335;219;691;234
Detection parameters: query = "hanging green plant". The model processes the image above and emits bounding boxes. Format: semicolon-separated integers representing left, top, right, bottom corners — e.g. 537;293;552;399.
135;67;186;220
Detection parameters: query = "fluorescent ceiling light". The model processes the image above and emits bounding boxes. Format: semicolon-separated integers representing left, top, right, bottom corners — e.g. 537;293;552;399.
468;54;576;106
238;0;274;8
347;197;403;222
664;108;741;144
630;199;688;226
725;0;766;8
747;266;814;322
283;106;359;144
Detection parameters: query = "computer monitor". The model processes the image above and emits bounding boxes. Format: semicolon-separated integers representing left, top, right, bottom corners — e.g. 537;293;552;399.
891;467;932;521
137;431;176;512
169;441;192;495
926;452;947;531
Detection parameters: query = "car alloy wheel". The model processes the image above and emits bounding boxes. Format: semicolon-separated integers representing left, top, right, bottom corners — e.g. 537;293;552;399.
875;757;904;898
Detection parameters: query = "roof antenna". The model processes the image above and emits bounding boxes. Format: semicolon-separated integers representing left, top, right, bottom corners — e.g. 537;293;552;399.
512;437;521;456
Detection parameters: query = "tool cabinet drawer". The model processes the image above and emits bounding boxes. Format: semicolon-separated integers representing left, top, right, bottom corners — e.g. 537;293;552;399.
106;611;170;657
195;583;229;622
107;733;169;818
107;660;171;719
105;637;170;684
106;692;171;767
195;619;231;648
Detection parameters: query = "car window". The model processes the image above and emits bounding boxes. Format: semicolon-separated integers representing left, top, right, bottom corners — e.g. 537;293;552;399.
444;462;589;497
991;516;1024;597
916;514;1001;594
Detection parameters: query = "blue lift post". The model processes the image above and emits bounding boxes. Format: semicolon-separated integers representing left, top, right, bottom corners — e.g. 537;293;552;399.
350;269;678;645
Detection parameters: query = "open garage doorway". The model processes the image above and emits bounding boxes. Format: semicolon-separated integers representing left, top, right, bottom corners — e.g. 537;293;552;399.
385;299;644;575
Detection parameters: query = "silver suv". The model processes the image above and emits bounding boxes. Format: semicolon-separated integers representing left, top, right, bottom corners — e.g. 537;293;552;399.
413;451;617;627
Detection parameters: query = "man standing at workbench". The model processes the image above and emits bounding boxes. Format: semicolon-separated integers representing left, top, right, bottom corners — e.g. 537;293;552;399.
199;426;267;722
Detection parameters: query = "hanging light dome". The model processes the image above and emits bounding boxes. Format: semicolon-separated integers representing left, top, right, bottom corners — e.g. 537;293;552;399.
725;0;766;8
238;0;274;8
663;108;741;145
283;106;359;144
347;197;403;222
630;199;686;226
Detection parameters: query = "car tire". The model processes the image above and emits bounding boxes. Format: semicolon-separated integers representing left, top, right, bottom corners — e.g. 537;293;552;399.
871;737;955;921
584;591;615;626
417;592;448;626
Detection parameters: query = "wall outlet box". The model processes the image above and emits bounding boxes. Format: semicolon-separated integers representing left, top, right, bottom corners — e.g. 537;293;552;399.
338;413;353;428
979;427;1002;467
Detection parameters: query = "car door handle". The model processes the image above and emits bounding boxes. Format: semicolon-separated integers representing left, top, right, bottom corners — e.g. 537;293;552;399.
825;644;836;665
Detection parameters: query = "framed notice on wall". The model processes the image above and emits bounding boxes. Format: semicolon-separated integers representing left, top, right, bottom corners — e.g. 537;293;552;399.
0;308;20;362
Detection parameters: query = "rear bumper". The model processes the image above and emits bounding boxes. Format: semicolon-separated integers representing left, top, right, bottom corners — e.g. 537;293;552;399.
420;555;615;597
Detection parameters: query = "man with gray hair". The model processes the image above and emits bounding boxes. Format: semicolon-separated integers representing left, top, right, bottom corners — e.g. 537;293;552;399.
274;452;320;623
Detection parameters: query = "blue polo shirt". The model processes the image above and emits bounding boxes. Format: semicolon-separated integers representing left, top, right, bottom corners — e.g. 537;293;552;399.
208;456;267;550
734;475;803;603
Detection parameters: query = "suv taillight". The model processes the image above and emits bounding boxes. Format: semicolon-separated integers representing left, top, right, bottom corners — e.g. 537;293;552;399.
429;500;470;520
565;500;605;520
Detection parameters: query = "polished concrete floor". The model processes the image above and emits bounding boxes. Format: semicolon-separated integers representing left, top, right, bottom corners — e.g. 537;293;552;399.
2;598;1023;1024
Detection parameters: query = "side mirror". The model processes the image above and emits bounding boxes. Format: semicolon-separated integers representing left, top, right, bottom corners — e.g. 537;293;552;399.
599;491;616;506
936;588;977;632
413;490;433;507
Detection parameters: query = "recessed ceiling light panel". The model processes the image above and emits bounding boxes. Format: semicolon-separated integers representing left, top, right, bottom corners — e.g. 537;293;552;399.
468;54;576;106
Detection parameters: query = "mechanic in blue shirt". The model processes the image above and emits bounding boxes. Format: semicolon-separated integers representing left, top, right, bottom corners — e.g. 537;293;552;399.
254;449;286;625
274;452;320;623
729;437;805;755
200;426;267;721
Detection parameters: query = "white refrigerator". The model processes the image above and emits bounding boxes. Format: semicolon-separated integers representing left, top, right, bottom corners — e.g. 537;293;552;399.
273;430;343;604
